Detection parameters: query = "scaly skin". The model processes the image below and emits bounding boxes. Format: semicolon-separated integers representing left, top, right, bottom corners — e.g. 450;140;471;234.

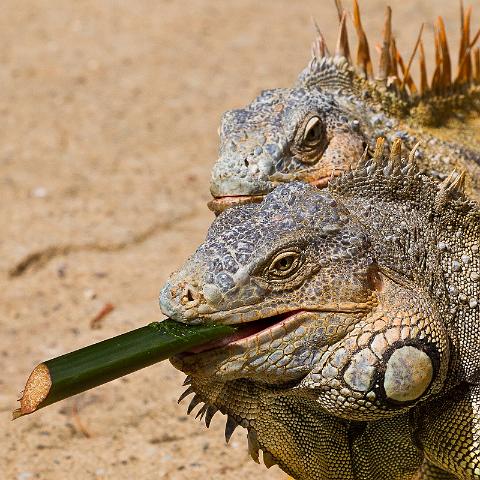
208;9;480;214
160;143;480;479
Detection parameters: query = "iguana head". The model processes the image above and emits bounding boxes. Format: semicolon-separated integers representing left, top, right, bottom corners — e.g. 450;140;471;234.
208;5;480;214
208;61;367;214
161;182;378;384
206;4;394;215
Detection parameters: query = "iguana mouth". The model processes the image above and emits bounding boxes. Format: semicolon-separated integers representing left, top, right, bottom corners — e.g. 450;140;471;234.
207;194;265;214
183;310;316;355
207;174;337;214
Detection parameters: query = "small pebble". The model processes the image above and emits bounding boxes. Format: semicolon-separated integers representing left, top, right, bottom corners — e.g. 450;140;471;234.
17;473;33;480
83;288;97;300
32;187;47;198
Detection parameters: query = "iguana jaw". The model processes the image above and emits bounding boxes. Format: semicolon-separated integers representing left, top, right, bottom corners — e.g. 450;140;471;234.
172;310;321;380
207;194;265;215
179;310;310;355
183;303;371;352
169;304;370;381
207;173;337;214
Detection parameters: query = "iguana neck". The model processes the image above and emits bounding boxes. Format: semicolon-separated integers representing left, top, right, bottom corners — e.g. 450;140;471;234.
306;55;480;128
330;169;480;383
339;74;480;147
352;76;480;127
334;182;444;307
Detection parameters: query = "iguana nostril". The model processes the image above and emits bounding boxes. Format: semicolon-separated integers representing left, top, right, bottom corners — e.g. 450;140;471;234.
244;158;249;167
180;284;199;308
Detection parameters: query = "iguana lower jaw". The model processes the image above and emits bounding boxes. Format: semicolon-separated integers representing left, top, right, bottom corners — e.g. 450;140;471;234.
170;310;319;378
207;194;265;215
207;170;345;214
207;175;336;215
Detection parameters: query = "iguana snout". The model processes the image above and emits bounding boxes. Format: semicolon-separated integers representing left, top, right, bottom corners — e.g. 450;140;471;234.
208;88;365;214
160;182;378;382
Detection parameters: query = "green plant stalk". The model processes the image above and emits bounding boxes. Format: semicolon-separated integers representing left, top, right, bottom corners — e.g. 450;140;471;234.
13;319;237;419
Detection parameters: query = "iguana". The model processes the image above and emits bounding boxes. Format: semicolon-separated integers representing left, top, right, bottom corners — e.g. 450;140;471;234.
207;1;480;214
160;139;480;479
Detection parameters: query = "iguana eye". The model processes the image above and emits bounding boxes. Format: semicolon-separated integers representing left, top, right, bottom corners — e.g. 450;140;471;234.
267;251;302;279
302;116;324;146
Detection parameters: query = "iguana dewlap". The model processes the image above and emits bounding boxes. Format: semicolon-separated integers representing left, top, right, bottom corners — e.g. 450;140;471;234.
160;140;480;479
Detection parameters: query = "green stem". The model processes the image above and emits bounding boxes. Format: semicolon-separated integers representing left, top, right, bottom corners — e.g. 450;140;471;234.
13;319;236;419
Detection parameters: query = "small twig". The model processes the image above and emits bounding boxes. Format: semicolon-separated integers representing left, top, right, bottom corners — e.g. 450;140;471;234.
71;400;93;438
90;303;114;330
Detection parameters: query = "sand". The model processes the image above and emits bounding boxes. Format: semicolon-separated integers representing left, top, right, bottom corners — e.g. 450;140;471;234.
0;1;471;478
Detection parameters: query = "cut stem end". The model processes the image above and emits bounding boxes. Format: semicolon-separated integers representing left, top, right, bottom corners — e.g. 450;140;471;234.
13;363;52;419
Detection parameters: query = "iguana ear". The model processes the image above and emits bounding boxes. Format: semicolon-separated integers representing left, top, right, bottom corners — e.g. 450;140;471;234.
299;272;450;421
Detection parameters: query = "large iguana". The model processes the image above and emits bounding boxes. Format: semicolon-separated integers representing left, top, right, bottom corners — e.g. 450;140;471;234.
160;139;480;479
207;1;480;214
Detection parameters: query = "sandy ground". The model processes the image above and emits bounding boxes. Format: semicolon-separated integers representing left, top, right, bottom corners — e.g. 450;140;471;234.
0;1;473;479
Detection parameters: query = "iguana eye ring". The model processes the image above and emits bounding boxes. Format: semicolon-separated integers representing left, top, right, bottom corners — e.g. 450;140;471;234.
267;251;302;280
302;116;324;146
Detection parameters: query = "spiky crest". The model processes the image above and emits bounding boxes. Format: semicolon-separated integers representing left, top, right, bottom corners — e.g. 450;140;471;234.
419;40;428;94
435;170;467;212
298;2;480;125
352;0;373;78
330;137;477;221
177;376;285;470
400;24;424;92
378;6;394;81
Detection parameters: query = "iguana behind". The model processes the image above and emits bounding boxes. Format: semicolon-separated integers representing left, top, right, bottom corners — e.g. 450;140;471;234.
160;139;480;479
208;1;480;213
